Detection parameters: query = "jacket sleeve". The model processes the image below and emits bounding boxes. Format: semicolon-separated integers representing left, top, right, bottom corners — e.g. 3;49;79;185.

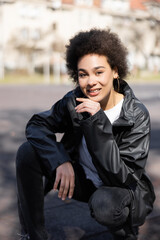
80;108;150;187
26;95;72;178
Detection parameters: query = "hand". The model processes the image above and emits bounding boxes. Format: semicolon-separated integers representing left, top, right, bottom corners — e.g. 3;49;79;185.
53;162;75;201
75;98;101;116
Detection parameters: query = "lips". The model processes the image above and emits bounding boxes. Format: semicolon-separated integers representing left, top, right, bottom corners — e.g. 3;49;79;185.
87;88;101;96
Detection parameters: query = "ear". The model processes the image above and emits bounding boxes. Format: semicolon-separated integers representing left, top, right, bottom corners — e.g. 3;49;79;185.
113;67;118;78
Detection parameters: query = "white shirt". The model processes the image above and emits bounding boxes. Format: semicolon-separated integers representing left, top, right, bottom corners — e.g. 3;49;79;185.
79;99;124;188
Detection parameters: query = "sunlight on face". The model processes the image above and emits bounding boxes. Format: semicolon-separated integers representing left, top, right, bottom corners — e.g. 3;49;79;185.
78;54;118;110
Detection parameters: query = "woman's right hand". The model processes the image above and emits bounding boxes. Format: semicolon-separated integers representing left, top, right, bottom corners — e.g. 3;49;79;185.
53;162;75;201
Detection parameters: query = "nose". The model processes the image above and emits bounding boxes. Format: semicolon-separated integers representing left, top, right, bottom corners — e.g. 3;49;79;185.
87;75;96;86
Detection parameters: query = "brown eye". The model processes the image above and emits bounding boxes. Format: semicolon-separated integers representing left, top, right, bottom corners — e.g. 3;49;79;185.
96;71;103;76
79;73;87;78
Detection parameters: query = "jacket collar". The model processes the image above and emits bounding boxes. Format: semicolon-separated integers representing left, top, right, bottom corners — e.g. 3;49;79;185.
113;81;136;127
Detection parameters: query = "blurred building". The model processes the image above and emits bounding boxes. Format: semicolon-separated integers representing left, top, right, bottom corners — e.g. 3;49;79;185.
0;0;160;82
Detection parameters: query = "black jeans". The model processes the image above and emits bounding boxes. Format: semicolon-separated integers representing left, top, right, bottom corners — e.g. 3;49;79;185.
16;141;136;240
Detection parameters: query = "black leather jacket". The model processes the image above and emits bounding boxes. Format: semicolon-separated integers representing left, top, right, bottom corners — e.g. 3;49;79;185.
26;80;155;227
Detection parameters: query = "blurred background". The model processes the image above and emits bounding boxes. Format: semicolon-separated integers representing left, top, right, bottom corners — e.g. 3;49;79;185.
0;1;160;240
0;0;160;84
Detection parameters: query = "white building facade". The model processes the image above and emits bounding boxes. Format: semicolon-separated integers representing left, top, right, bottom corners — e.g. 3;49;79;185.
0;0;160;82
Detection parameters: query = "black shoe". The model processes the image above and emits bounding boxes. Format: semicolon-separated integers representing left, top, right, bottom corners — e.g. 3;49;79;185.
17;233;30;239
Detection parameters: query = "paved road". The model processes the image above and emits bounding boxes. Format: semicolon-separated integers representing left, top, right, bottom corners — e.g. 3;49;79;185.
0;83;160;240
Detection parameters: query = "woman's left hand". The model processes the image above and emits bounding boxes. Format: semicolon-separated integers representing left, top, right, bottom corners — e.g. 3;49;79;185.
75;98;101;116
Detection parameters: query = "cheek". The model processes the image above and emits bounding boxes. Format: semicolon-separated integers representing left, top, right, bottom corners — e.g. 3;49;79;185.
78;80;86;89
101;73;114;86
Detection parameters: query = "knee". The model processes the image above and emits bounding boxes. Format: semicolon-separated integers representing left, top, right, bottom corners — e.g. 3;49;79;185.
16;141;36;171
88;186;130;228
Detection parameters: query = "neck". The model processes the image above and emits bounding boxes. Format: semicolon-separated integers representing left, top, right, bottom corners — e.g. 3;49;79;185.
101;90;123;111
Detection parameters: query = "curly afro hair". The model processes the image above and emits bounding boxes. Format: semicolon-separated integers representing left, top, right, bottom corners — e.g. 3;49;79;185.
65;28;129;86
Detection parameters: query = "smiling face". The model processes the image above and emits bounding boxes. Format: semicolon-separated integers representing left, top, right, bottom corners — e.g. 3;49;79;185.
77;54;119;110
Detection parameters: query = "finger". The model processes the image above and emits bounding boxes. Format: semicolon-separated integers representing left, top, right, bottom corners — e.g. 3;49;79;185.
76;100;100;114
75;99;89;110
76;106;100;116
61;178;70;200
53;174;61;191
58;175;65;199
76;102;95;112
68;177;75;199
76;98;88;102
75;101;93;111
76;98;98;104
76;106;92;113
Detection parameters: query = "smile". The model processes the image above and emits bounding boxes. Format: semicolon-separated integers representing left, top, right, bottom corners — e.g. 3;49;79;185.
88;88;101;92
87;88;101;96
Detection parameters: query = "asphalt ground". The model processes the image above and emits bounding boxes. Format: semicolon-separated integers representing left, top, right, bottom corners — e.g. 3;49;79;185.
0;82;160;240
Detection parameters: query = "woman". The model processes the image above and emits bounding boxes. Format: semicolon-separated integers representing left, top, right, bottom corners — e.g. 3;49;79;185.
16;28;155;240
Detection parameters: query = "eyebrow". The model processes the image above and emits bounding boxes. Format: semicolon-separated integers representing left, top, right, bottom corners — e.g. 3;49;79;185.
78;66;105;72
